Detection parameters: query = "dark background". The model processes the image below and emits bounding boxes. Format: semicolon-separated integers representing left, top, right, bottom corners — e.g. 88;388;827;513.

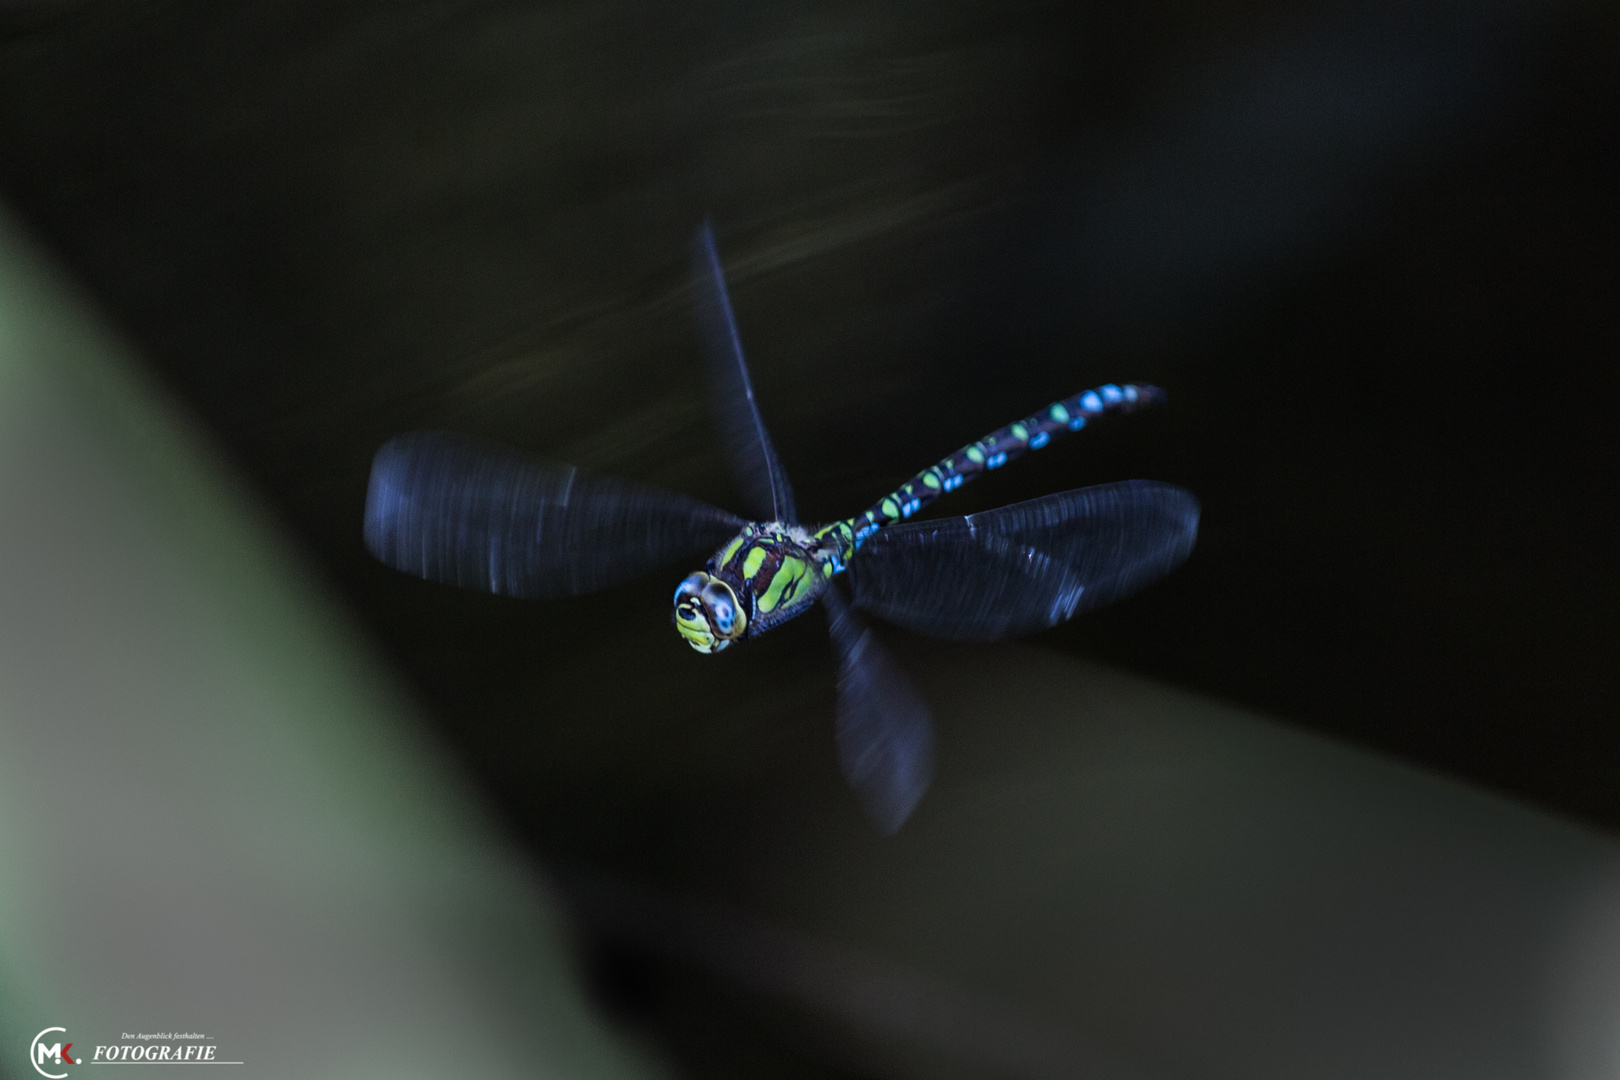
0;0;1615;1073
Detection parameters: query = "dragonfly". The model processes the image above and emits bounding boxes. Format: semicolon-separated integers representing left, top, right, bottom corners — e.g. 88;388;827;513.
364;220;1199;834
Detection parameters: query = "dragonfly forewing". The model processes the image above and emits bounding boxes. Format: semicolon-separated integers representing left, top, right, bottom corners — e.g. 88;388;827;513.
366;430;744;599
691;219;799;525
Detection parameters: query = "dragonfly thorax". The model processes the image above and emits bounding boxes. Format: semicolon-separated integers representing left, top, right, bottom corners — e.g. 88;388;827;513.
672;522;839;653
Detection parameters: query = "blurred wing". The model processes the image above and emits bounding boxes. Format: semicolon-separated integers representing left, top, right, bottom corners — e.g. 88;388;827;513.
845;480;1199;641
823;582;935;835
691;219;798;525
365;430;744;598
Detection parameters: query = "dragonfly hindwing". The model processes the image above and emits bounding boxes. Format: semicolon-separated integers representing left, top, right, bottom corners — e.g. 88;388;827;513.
844;480;1199;641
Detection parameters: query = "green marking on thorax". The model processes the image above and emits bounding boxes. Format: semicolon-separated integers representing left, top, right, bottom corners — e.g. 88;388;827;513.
757;556;810;613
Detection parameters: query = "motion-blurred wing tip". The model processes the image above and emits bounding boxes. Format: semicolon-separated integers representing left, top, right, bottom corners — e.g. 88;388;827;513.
850;754;933;836
362;434;439;574
692;217;719;264
1166;483;1202;559
361;452;397;554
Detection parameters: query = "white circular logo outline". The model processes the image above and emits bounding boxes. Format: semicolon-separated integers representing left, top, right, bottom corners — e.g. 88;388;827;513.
30;1027;70;1080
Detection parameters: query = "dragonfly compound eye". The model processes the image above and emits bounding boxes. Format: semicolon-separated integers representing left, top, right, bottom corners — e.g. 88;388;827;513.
671;572;747;653
674;573;706;604
701;582;739;632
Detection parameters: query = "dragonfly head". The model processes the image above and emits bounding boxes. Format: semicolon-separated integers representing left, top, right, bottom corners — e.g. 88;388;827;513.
673;571;747;653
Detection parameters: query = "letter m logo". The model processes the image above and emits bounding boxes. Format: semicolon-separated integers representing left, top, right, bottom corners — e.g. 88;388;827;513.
36;1043;62;1065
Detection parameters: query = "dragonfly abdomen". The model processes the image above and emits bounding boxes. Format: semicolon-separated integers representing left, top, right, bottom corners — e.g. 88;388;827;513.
819;382;1165;554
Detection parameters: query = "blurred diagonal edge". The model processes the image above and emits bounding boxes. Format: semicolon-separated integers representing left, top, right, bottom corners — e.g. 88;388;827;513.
717;179;985;283
0;204;664;1079
557;865;1179;1080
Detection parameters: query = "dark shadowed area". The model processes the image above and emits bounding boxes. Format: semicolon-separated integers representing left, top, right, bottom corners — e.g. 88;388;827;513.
0;0;1615;1076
